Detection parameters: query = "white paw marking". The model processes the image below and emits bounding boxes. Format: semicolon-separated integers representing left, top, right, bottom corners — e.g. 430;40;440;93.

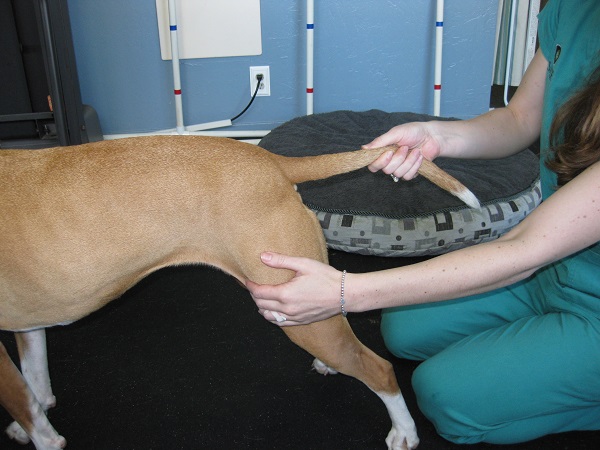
6;421;31;445
312;358;338;375
379;392;419;450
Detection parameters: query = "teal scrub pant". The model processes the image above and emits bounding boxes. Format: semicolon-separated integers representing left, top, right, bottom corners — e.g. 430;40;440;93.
381;260;600;444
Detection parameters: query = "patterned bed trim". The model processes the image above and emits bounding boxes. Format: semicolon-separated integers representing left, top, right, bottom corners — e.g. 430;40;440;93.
313;179;542;257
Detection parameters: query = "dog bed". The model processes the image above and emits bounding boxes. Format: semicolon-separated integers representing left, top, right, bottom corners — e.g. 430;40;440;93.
259;110;541;257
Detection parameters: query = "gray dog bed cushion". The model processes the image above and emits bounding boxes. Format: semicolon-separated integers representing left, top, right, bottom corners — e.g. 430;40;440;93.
259;110;541;257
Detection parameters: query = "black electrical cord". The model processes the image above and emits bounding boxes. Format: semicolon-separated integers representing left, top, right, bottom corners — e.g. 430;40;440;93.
231;74;264;122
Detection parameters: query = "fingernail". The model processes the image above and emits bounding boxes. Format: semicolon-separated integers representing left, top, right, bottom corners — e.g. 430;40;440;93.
261;252;273;262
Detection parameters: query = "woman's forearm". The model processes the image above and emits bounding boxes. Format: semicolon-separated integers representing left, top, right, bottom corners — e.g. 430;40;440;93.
347;236;535;312
432;107;540;160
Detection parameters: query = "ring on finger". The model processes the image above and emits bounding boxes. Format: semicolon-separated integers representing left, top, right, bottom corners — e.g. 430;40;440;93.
272;311;287;323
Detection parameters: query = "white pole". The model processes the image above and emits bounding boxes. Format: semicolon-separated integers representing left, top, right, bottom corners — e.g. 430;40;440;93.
306;0;315;115
433;0;444;116
504;0;518;106
524;0;540;71
168;0;185;134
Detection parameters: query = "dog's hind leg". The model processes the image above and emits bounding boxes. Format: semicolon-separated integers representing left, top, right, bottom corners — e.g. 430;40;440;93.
311;346;418;449
243;260;417;445
283;317;419;450
1;334;65;450
238;199;418;449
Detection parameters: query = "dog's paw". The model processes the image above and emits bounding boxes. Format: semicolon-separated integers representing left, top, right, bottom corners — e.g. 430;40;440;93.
6;421;31;445
312;358;338;375
32;434;67;450
41;394;57;411
385;425;420;450
6;418;67;449
378;392;419;450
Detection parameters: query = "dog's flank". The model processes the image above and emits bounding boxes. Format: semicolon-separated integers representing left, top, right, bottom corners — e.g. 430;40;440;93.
0;134;482;449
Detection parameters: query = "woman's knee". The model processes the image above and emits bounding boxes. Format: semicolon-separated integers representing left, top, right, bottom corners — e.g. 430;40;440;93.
411;358;487;444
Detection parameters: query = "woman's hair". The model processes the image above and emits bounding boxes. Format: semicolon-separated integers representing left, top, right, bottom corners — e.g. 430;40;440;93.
546;63;600;187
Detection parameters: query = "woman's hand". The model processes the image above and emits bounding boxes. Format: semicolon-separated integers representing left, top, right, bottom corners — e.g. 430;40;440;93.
363;121;442;181
246;252;344;326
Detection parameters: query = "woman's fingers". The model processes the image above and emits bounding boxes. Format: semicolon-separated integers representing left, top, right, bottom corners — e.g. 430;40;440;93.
368;145;423;181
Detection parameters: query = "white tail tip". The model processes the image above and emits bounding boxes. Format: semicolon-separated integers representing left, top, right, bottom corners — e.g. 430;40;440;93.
456;188;481;209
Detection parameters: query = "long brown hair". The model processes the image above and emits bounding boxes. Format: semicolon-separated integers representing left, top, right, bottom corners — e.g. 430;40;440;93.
545;63;600;187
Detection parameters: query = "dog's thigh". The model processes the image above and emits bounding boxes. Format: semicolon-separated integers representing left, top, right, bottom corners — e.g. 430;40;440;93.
237;202;328;283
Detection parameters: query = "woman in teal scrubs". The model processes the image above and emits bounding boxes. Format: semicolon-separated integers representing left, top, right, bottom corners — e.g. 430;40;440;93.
248;0;600;444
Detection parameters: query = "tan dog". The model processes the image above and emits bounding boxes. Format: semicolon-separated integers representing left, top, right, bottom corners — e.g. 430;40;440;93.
0;135;479;450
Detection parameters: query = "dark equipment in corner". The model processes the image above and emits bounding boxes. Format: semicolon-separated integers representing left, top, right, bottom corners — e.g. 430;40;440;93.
0;0;101;150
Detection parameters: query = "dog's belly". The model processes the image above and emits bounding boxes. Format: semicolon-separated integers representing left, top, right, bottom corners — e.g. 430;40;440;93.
0;276;137;332
0;240;246;332
0;252;184;331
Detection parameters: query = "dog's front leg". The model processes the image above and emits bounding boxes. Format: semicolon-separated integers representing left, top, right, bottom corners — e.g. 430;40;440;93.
6;330;59;446
15;330;57;412
1;332;65;449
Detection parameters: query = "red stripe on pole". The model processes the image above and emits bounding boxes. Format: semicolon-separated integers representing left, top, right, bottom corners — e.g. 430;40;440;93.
434;84;442;90
306;88;314;93
174;89;182;95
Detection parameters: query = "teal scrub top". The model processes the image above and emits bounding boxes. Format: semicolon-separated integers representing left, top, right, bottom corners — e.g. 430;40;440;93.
537;0;600;300
538;0;600;199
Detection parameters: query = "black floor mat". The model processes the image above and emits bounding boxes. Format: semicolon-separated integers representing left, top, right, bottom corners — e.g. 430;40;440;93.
1;251;599;449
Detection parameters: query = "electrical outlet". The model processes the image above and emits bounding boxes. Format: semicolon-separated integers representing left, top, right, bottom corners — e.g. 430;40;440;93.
249;66;270;97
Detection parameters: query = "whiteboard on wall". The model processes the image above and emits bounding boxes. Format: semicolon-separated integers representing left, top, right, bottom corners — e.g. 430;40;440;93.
156;0;262;60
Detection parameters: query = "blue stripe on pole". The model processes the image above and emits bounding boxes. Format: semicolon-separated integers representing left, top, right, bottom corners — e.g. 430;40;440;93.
436;21;443;27
307;24;314;29
170;25;177;31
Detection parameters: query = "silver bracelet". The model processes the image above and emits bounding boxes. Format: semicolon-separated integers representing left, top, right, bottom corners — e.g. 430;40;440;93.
340;270;347;317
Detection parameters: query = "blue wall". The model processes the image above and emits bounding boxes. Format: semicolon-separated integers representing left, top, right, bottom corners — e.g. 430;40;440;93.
66;0;498;136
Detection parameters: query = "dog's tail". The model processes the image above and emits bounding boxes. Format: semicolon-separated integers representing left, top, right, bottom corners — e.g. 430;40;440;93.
273;146;481;209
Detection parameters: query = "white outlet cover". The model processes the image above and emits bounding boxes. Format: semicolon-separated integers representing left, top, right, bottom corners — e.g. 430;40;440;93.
250;66;270;96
